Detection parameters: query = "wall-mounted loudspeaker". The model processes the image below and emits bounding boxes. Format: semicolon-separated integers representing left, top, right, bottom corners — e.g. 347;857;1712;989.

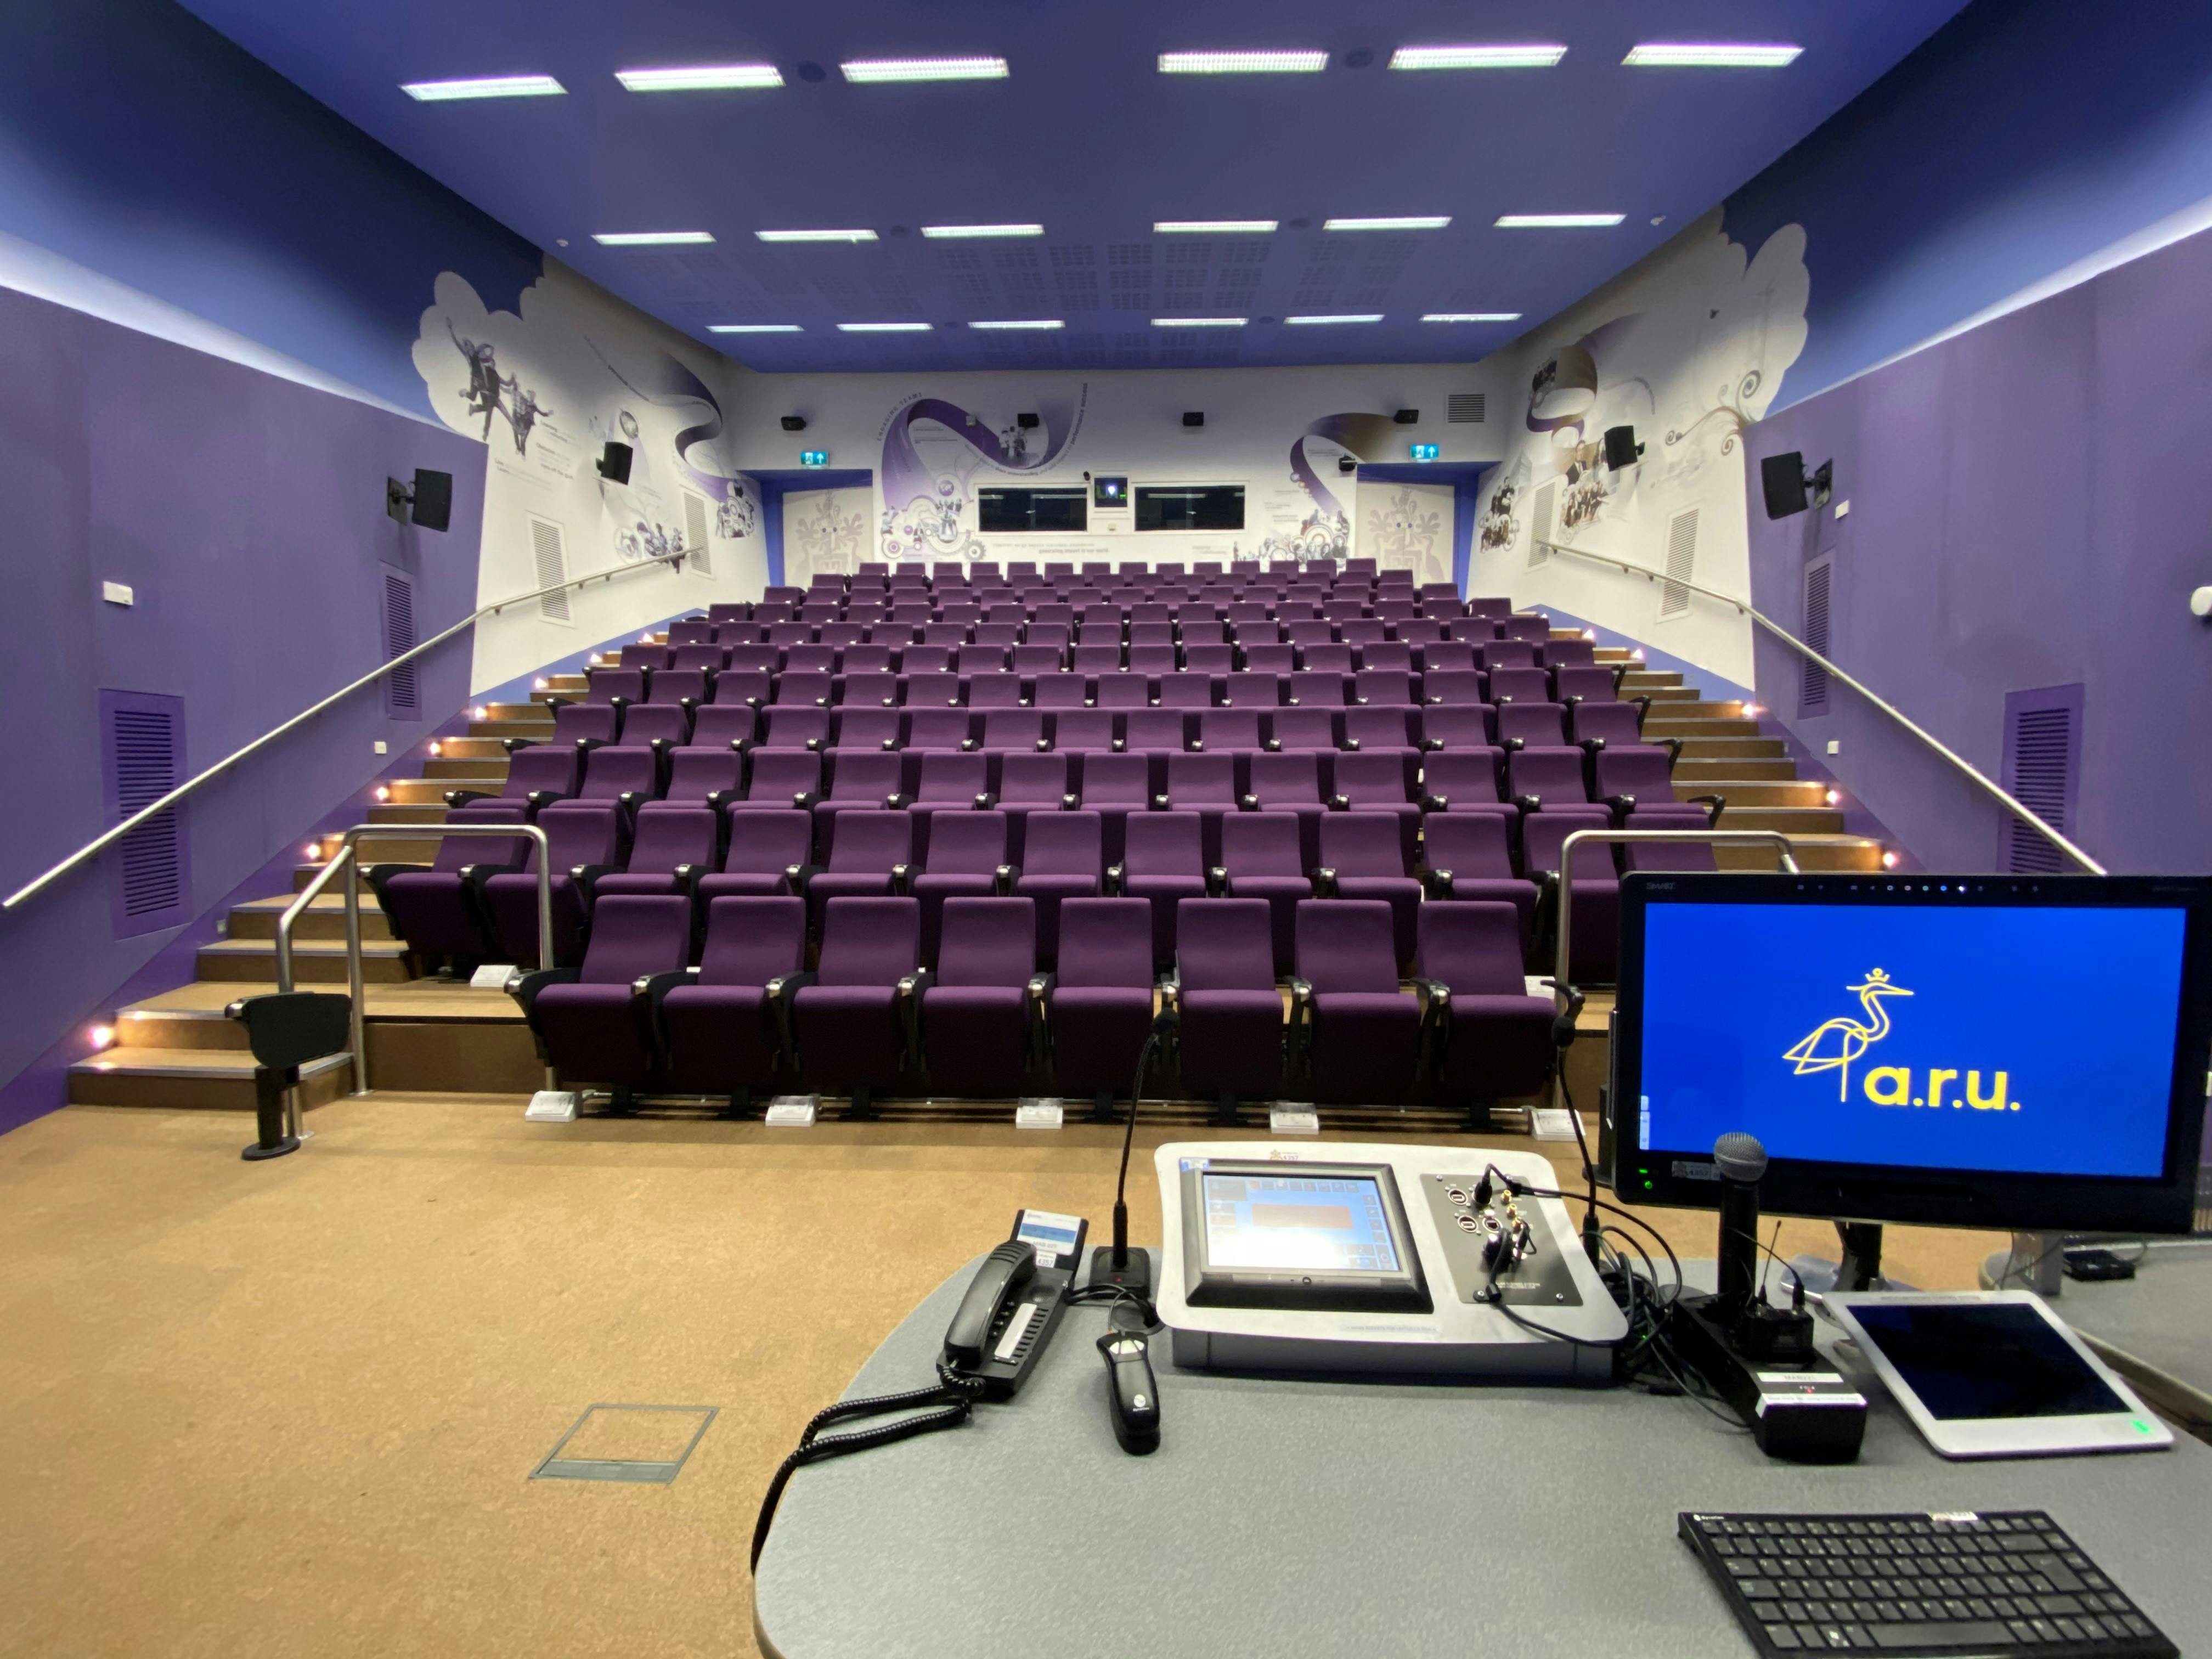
1602;425;1645;471
1760;451;1834;520
385;468;453;532
1182;411;1204;428
596;442;634;486
780;415;808;433
1016;412;1040;430
1393;409;1419;425
1338;455;1358;475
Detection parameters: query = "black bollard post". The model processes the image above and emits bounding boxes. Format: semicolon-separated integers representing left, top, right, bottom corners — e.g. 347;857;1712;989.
241;1064;302;1160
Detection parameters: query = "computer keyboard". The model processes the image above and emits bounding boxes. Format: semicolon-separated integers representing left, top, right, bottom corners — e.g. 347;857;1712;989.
1679;1510;2176;1657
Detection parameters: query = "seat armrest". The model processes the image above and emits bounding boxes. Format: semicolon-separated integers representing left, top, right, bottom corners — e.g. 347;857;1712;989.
1513;793;1542;815
1410;977;1451;1082
890;862;913;894
1421;737;1443;752
973;793;997;810
896;967;935;1072
1685;792;1726;826
1603;792;1636;823
616;791;645;816
1111;738;1126;752
1659;736;1683;768
572;862;616;904
1238;793;1259;812
1263;738;1281;752
1630;695;1652;727
1152;794;1170;810
882;792;910;810
1189;738;1205;753
785;862;816;896
763;969;817;1068
1421;793;1448;813
1059;793;1080;811
792;790;821;812
1286;976;1316;1075
1328;793;1350;811
1421;867;1455;899
1313;866;1336;898
1025;972;1057;1071
500;736;538;755
1562;693;1584;710
1035;738;1052;753
506;966;582;1044
1105;862;1124;895
995;863;1020;895
443;788;491;810
1342;736;1361;751
1206;865;1227;896
704;789;738;815
1502;737;1526;753
645;963;702;1049
960;737;979;752
1578;737;1606;758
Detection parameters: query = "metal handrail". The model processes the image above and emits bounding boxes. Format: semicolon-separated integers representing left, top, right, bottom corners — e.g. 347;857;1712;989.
275;845;354;995
1555;829;1800;1003
1530;535;2104;874
2;550;690;912
339;823;554;1097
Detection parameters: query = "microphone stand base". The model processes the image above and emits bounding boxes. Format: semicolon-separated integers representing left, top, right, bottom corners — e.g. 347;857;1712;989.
1087;1244;1153;1299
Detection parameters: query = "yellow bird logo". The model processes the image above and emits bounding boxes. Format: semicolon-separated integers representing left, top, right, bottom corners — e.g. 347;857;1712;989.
1782;968;1915;1101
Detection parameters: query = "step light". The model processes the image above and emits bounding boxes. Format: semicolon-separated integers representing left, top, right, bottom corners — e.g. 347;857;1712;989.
88;1025;114;1051
402;74;564;101
921;224;1044;239
1390;44;1566;70
1495;214;1624;228
1159;50;1328;75
1624;43;1802;67
709;324;803;333
841;57;1008;83
755;228;877;243
1155;220;1278;234
1324;216;1451;232
615;64;782;91
592;231;715;245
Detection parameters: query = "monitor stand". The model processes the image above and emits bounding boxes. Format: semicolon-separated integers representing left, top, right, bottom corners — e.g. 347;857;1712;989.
1979;1231;2067;1296
1788;1222;1916;1295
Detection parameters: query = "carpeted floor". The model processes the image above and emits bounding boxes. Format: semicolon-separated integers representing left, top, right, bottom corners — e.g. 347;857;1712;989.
0;1096;2004;1658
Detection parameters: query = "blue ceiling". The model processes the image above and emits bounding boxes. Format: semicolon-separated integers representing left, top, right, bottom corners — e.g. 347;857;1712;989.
178;0;1971;375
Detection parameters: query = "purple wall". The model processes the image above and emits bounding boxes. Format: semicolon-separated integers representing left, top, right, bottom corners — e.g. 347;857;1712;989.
1743;223;2212;874
0;282;487;1130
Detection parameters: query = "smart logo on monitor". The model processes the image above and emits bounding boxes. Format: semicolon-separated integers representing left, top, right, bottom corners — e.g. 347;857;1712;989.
1780;967;2017;1114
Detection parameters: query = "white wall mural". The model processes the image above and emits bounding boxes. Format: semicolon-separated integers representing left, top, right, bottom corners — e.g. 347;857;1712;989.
784;487;872;584
413;263;769;691
1464;209;1810;684
1358;481;1455;585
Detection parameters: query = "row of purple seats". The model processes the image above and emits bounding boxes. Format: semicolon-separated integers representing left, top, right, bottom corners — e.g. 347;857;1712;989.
618;639;1599;684
513;892;1551;1124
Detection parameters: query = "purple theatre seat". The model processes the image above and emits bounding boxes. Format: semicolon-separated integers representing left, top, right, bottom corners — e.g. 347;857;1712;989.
838;644;895;675
1414;902;1555;1125
1192;709;1264;792
647;668;710;712
896;643;952;674
775;670;834;709
669;644;726;674
1420;812;1538;947
1356;640;1413;674
831;708;901;754
1091;671;1149;708
921;898;1041;1097
1423;669;1489;709
1538;638;1596;669
1015;810;1102;969
483;801;623;966
1621;802;1722;871
965;669;1026;710
1486;667;1553;707
1285;670;1348;708
901;670;962;709
1508;746;1595;813
664;745;743;807
1047;900;1157;1116
731;751;822;823
668;619;713;646
911;810;1011;968
838;670;901;709
1153;674;1213;711
1593;745;1695;825
537;702;619;751
723;645;778;676
1328;749;1420;867
1419;704;1497;752
618;644;672;673
753;705;830;753
1414;641;1474;675
1239;642;1295;675
1048;709;1117;759
1520;806;1620;983
369;803;529;973
1218;811;1315;974
1354;669;1419;712
994;752;1072;861
714;668;773;710
661;896;810;1109
1284;619;1335;648
700;808;812;902
594;803;716;900
1172;899;1284;1119
904;750;992;861
1318;811;1421;968
453;741;578;815
1295;642;1353;673
1122;707;1190;795
1477;639;1541;670
1293;900;1419;1106
1569;699;1645;755
1161;752;1239;866
794;895;923;1113
1265;708;1342;776
1217;671;1280;710
1031;673;1089;712
902;708;978;765
518;894;693;1095
812;750;909;859
1552;664;1621;707
783;643;836;675
1419;749;1516;822
1118;810;1206;970
805;809;914;935
618;704;689;747
1243;750;1327;869
1071;643;1123;674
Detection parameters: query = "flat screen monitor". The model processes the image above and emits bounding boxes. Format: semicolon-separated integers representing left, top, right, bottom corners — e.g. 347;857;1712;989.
1610;873;2212;1234
1177;1159;1430;1312
1136;484;1244;533
978;487;1087;534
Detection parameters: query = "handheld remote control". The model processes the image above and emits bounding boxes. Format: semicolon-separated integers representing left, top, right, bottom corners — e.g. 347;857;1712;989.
1097;1329;1160;1455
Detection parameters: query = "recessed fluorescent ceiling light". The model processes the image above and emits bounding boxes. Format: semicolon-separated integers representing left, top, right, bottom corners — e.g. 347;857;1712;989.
615;64;783;92
708;324;803;333
1423;312;1522;323
921;224;1044;239
1389;44;1566;70
755;228;878;243
969;320;1064;330
1151;317;1248;327
1494;213;1625;228
1624;42;1803;67
401;74;564;101
837;321;934;332
1158;50;1328;75
840;57;1008;83
1154;219;1278;234
1286;314;1383;325
592;231;715;245
1323;216;1451;232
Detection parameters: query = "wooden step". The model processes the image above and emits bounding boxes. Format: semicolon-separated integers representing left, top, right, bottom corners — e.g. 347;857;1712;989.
228;894;394;941
1717;834;1885;874
1645;716;1763;740
67;1048;352;1111
196;939;413;983
1673;756;1798;781
1712;805;1848;836
1637;686;1700;702
1678;780;1827;809
1618;670;1683;689
436;737;512;761
387;776;496;805
469;721;551;743
1674;735;1787;760
480;703;546;724
114;1006;249;1052
424;755;509;778
369;803;448;825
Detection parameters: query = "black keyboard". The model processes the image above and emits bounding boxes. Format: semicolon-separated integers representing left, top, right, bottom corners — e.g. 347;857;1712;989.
1680;1510;2176;1657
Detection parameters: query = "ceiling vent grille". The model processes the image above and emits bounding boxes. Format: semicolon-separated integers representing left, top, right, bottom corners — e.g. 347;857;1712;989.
100;690;191;936
1447;393;1486;425
381;571;418;719
1659;509;1700;617
1799;558;1832;715
2000;685;2084;873
531;516;571;624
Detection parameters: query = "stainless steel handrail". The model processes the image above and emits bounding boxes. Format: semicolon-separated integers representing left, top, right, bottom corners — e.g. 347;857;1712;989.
270;843;356;1143
1529;535;2104;874
1555;830;1801;1001
337;823;554;1097
2;550;690;912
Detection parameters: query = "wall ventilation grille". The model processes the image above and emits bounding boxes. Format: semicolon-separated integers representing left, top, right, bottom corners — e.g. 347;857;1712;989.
1527;481;1555;568
2000;685;2084;873
100;690;191;936
1659;508;1700;617
682;492;713;578
1446;393;1487;425
531;517;571;624
1799;558;1832;715
381;572;418;719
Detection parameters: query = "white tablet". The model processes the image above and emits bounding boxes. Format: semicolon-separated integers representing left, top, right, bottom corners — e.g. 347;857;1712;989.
1825;1290;2173;1460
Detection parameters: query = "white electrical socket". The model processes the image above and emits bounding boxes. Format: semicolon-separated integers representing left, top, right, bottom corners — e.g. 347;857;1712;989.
373;741;388;756
101;580;134;606
1834;499;1851;518
1827;740;1842;756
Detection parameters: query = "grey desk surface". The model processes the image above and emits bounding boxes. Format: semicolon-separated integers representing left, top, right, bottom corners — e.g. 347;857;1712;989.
753;1251;2212;1659
2048;1239;2212;1425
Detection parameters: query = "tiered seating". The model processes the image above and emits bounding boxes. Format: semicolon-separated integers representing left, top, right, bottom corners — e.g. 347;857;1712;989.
461;566;1725;1119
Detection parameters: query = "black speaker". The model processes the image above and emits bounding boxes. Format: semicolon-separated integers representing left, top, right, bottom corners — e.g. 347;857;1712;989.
408;469;453;532
1016;411;1040;430
1337;455;1358;475
597;442;634;486
1602;425;1643;471
1393;409;1419;425
780;415;808;433
1182;411;1204;428
1760;452;1810;520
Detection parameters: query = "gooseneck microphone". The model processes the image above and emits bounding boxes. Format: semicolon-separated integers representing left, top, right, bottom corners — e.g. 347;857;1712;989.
1090;1010;1177;1296
1713;1131;1769;1317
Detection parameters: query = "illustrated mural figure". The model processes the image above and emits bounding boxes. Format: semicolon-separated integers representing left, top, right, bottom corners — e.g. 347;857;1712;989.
508;387;550;454
447;321;552;456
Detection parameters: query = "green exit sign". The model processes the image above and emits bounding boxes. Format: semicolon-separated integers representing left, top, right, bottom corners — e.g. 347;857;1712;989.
800;450;829;467
1410;443;1440;462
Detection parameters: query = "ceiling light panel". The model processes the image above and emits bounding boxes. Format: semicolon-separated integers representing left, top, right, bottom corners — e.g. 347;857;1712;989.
614;64;782;91
1494;214;1625;228
1151;317;1248;327
1624;42;1803;67
969;320;1064;330
1323;217;1451;232
592;231;715;245
755;228;878;243
1158;50;1328;75
1154;219;1278;234
1286;314;1383;325
840;57;1008;83
401;75;564;101
921;224;1044;239
709;324;803;333
1389;44;1566;70
837;321;934;332
1423;313;1522;323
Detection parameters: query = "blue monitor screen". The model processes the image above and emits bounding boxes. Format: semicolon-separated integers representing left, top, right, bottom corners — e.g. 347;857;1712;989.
1637;902;2186;1179
1200;1173;1401;1272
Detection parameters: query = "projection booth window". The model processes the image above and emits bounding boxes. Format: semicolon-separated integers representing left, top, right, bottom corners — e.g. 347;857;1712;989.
1135;485;1244;532
978;487;1088;533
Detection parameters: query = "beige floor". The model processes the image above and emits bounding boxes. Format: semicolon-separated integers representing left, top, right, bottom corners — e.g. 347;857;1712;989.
0;1095;2004;1659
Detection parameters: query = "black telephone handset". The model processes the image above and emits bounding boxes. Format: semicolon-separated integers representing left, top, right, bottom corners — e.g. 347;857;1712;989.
940;1210;1090;1400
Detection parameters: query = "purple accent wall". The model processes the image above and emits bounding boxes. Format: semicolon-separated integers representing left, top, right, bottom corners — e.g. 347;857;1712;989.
1743;222;2212;874
0;281;487;1132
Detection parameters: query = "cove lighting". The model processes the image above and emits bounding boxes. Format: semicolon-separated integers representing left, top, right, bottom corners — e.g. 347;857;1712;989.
969;320;1064;330
615;64;782;91
1494;213;1624;228
1324;216;1451;232
1624;42;1802;67
838;321;934;332
755;228;877;243
1158;50;1328;75
1423;312;1522;323
921;224;1044;239
1154;219;1278;234
401;74;564;101
709;324;803;333
592;231;715;245
1390;44;1567;70
840;57;1008;84
1150;317;1248;328
1286;314;1382;325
